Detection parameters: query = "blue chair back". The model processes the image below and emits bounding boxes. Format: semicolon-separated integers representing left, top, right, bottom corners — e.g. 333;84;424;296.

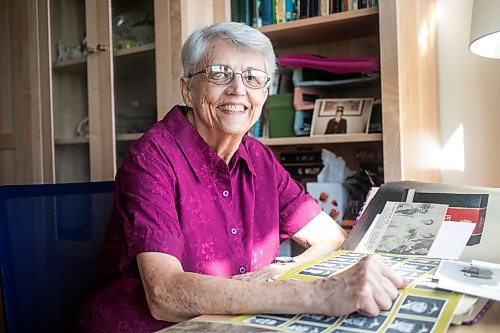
0;181;114;333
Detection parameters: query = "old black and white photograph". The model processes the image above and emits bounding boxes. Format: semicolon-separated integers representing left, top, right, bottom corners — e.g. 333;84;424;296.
311;98;373;136
298;314;339;325
398;295;446;318
339;313;386;331
298;267;334;278
375;202;447;256
284;322;328;333
386;317;435;333
244;315;288;327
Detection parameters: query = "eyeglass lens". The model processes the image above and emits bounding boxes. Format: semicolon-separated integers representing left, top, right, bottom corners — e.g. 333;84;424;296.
205;65;269;88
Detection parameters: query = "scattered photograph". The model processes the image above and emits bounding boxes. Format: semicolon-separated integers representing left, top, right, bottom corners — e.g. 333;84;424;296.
435;260;500;301
399;263;437;272
375;202;447;256
298;267;334;278
340;313;386;331
327;256;358;263
414;277;440;291
338;252;366;259
408;259;441;266
285;322;328;332
244;315;288;327
311;98;373;136
315;262;350;270
386;317;435;333
398;295;445;318
298;314;339;325
395;269;427;279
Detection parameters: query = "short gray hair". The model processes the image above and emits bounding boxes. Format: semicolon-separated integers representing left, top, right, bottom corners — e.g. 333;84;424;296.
181;22;277;80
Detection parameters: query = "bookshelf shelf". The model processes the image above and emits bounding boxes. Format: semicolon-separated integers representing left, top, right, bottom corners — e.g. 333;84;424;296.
260;133;382;146
258;7;379;47
116;133;144;142
54;137;89;145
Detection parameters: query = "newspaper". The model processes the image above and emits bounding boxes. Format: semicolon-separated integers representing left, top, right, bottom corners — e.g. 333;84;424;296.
353;201;476;260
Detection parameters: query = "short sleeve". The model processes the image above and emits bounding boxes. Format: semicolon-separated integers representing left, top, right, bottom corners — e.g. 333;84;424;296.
118;152;185;266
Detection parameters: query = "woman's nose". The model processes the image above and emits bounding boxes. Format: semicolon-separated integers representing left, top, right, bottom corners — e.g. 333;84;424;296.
225;73;246;95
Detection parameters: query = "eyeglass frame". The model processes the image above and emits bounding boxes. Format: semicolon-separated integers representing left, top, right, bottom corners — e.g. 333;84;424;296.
186;64;271;89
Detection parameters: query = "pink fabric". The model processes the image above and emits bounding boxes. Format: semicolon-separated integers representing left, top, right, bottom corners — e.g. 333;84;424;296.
76;105;321;332
278;54;380;74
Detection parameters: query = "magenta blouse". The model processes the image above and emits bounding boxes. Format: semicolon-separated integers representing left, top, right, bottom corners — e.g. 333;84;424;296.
77;106;321;332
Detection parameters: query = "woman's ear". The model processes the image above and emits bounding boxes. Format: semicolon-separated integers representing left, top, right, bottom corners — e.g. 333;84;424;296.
180;77;193;107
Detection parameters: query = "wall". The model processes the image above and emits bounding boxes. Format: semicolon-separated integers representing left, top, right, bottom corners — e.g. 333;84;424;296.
437;0;500;187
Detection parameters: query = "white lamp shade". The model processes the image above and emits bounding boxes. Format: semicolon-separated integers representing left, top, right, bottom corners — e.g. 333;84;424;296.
470;0;500;59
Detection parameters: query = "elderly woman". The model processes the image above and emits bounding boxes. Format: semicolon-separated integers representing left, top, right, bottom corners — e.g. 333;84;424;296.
77;22;408;332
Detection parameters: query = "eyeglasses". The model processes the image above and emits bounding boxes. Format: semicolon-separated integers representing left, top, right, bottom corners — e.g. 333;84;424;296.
187;64;270;89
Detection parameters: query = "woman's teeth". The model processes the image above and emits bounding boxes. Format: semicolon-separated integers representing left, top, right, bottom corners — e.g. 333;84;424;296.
219;105;246;112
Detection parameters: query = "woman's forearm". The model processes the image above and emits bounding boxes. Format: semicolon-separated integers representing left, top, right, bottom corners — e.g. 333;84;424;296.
143;270;316;322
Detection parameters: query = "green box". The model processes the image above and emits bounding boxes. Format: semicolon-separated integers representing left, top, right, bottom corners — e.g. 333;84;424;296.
266;93;296;138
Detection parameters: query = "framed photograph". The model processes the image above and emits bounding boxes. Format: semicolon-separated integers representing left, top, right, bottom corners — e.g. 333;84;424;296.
310;98;374;136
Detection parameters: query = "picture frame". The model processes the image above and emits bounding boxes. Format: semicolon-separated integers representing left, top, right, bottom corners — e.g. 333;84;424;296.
310;98;374;136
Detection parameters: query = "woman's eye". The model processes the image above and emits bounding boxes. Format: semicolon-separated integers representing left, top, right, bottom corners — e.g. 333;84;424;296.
211;72;225;79
246;75;258;82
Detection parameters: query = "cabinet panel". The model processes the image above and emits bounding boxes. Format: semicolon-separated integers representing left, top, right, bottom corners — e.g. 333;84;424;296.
112;0;157;168
50;0;91;182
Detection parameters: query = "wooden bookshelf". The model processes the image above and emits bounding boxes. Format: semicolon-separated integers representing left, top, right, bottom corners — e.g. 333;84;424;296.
260;133;382;146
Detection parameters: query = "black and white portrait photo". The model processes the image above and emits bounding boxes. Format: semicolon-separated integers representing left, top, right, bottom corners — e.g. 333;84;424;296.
398;295;445;318
386;317;435;333
311;98;373;136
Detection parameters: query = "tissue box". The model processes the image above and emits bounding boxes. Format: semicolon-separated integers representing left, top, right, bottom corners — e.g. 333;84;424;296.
306;182;348;223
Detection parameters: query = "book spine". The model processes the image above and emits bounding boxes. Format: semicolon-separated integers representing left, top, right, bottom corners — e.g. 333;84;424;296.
467;207;487;245
253;0;263;27
275;0;285;23
299;0;310;19
310;0;320;16
231;0;240;21
261;0;274;25
280;151;322;163
285;0;294;21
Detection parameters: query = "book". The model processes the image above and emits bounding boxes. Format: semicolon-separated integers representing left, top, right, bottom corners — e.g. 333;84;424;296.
409;191;488;246
260;0;273;25
343;181;490;251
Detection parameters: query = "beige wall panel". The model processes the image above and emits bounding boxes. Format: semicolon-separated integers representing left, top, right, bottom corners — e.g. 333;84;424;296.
0;0;14;134
438;0;500;187
0;149;16;185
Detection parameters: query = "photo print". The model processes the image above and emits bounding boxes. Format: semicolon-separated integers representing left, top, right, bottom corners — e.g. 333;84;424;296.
298;314;339;325
386;317;435;333
340;313;387;331
284;322;328;333
311;98;374;136
398;295;446;318
244;315;288;327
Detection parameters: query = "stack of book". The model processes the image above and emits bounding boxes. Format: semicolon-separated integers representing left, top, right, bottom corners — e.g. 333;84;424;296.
231;0;379;27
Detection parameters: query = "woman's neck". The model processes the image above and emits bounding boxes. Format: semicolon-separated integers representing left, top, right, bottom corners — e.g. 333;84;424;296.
185;107;241;165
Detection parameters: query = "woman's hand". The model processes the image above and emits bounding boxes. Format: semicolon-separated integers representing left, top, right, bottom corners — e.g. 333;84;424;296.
312;255;410;317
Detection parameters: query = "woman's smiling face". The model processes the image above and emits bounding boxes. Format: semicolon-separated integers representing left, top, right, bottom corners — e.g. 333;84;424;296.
181;40;269;142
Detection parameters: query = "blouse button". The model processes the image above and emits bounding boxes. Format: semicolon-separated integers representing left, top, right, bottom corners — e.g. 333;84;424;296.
222;190;229;197
231;227;237;235
239;266;246;274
